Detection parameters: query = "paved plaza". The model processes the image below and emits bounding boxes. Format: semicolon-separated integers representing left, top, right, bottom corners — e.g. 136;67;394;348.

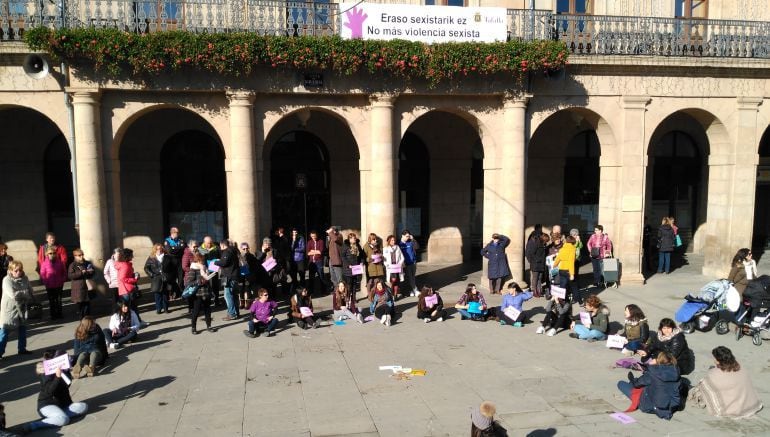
2;254;770;436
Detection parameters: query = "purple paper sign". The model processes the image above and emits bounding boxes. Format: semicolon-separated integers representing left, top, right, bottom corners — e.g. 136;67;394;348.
580;311;592;327
424;294;438;308
609;412;636;424
390;264;402;274
372;254;383;263
364;315;374;322
262;257;277;272
351;264;364;275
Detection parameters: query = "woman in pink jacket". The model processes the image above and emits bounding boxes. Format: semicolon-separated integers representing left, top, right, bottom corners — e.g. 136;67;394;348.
115;249;145;325
40;247;67;320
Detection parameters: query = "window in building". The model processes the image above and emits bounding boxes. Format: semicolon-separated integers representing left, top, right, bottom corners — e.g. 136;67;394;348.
556;0;591;14
675;0;707;19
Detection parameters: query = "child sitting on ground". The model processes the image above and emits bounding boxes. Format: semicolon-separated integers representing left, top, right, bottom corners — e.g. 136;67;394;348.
499;282;533;327
244;288;278;338
536;295;572;336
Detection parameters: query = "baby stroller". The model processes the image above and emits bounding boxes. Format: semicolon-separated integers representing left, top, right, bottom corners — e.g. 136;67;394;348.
733;275;770;346
674;279;732;334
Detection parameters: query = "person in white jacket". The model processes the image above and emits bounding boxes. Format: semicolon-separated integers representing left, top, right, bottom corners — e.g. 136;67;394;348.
382;235;404;300
102;248;122;303
102;301;141;350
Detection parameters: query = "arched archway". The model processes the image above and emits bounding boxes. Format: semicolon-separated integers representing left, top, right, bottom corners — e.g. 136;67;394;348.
400;110;483;263
270;131;331;233
753;128;770;259
160;130;227;241
119;107;225;253
0;106;72;266
263;109;360;236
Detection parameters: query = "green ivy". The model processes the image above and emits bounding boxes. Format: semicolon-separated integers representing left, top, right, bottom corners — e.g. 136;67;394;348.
25;27;568;86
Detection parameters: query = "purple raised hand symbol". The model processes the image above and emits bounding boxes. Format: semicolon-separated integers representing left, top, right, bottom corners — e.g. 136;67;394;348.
344;6;368;39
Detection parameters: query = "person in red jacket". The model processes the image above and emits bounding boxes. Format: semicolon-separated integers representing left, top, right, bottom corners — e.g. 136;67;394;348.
37;232;67;272
115;249;146;325
40;247;67;320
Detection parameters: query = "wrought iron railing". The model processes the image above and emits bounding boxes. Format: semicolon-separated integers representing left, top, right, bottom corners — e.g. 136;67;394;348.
2;2;770;59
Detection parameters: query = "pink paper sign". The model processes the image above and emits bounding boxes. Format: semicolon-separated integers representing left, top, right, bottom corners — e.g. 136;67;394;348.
300;306;313;317
43;354;71;375
609;412;636;424
262;257;277;272
351;264;364;275
580;311;592;327
390;264;402;274
424;294;438;308
371;254;383;263
207;260;220;273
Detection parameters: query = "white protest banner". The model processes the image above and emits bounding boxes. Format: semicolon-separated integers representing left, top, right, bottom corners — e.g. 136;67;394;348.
606;335;626;349
503;306;521;322
43;354;71;375
550;285;566;299
340;3;507;44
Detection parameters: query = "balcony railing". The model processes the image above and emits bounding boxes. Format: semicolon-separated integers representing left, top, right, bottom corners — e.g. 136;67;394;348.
2;1;770;59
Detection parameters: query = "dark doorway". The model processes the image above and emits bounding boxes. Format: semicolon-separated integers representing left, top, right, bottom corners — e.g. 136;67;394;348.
469;140;484;259
753;129;770;260
44;134;78;249
160;130;227;241
562;130;600;233
398;132;430;245
270;131;331;234
649;130;702;248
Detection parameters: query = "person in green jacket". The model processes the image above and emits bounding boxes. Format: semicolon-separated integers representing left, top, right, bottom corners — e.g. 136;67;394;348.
569;294;610;342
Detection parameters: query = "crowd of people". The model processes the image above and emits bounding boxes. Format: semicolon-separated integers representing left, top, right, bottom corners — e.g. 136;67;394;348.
0;219;766;434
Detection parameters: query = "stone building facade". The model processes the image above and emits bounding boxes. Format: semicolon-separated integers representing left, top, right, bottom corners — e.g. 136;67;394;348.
1;0;769;286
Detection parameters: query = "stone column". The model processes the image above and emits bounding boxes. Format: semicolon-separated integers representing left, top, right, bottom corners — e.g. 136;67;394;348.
70;89;109;267
703;97;762;277
366;93;397;237
104;158;123;251
499;94;529;283
615;95;651;284
226;91;259;249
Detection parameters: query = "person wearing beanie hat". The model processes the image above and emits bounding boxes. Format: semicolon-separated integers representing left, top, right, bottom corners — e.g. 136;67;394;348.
471;401;504;436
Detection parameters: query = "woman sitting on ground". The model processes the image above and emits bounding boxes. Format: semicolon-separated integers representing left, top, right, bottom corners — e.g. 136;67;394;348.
369;279;395;326
536;295;572;336
499;282;532;327
569;294;609;342
619;304;649;356
417;285;445;323
617;351;683;420
688;346;763;418
24;351;88;432
640;318;694;375
455;284;490;321
333;281;363;323
244;289;278;338
290;287;320;329
72;316;107;379
103;301;141;350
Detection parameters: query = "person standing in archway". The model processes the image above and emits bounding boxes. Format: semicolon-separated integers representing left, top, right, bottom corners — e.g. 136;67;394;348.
364;233;385;297
587;225;612;287
289;228;307;294
306;231;327;295
399;230;420;297
163;227;184;301
481;233;511;295
657;218;676;274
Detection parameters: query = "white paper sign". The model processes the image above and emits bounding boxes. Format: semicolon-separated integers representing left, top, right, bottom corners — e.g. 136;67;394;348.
43;354;71;375
606;335;626;349
550;286;566;299
300;306;313;317
580;311;592;328
390;264;402;274
340;3;507;44
503;306;521;321
351;264;364;275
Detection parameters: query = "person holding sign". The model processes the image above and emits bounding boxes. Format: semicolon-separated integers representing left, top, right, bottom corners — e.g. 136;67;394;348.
536;295;572;337
24;350;88;432
552;235;578;304
382;235;404;299
617;351;683;420
290;287;320;329
569;295;609;342
184;253;218;335
364;233;385;297
455;283;490;321
215;240;241;321
333;281;363;323
499;282;532;327
369;279;395;326
104;301;141;350
342;233;366;296
244;289;278;337
416;286;445;323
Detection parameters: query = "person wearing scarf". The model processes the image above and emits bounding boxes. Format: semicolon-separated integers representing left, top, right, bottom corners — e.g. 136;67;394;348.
639;318;693;375
0;260;33;358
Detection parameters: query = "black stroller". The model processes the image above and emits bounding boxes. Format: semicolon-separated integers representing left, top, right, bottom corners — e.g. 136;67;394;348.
733;276;770;346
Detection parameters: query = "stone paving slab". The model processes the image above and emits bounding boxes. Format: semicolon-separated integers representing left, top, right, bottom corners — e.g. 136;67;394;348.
2;254;770;436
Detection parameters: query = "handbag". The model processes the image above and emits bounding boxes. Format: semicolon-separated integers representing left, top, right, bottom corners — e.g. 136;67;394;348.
590;247;600;258
181;283;200;299
675;234;683;248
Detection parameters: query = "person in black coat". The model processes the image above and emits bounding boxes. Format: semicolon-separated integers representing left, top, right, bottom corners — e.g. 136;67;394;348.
657;217;676;274
640;318;694;376
215;240;241;320
525;232;549;298
617;351;683;420
144;244;172;314
481;234;511;295
341;234;366;295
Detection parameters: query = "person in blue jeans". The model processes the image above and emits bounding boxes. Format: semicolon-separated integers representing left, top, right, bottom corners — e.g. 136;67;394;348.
398;230;420;296
657;217;676;274
0;260;33;358
455;283;490;321
569;294;609;342
215;240;241;321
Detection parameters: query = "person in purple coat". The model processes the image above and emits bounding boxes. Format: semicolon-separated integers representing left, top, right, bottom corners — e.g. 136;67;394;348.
243;289;278;338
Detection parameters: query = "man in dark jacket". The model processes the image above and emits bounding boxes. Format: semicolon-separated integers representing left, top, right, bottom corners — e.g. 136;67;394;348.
215;240;240;320
163;227;184;298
